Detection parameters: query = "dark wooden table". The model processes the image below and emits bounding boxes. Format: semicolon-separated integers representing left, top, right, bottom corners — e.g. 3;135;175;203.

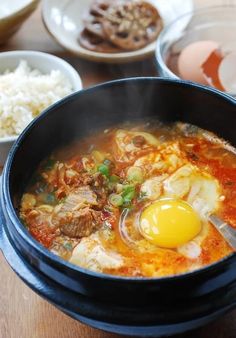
0;4;236;338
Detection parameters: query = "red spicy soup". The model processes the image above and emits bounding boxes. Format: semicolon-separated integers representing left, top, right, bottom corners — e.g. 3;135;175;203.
20;122;235;277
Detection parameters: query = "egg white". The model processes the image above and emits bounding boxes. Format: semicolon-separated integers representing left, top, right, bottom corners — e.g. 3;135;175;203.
139;163;221;259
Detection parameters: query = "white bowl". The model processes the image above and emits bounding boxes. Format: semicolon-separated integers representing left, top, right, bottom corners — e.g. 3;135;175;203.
0;0;39;44
0;50;83;166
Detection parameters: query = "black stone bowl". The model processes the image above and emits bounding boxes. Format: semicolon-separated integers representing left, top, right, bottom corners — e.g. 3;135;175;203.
0;78;236;337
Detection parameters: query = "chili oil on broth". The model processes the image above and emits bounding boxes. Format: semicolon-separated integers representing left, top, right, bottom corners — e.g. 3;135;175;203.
19;122;235;277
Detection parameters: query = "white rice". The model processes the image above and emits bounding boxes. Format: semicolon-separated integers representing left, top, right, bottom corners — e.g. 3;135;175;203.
0;60;73;138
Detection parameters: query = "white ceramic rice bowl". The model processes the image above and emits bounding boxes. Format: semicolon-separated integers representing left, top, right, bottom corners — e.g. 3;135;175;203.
0;50;83;166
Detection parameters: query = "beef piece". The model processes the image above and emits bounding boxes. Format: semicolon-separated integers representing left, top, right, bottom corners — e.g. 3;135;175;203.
60;186;98;214
55;182;105;238
60;207;102;238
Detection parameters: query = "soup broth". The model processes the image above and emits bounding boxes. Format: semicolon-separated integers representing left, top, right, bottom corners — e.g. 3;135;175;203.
20;122;236;277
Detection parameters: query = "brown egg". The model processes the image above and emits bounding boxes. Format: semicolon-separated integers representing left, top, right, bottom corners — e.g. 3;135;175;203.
201;48;224;91
178;40;219;84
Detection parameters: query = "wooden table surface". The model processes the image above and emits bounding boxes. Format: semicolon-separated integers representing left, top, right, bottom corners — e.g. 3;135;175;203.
1;3;236;338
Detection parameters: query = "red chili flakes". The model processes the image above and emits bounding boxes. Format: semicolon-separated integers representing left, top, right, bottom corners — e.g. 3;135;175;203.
29;224;56;248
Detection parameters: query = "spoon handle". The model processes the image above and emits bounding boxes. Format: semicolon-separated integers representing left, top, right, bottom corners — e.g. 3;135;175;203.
209;215;236;250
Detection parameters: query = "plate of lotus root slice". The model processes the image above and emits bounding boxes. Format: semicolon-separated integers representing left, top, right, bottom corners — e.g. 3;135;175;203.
42;0;193;62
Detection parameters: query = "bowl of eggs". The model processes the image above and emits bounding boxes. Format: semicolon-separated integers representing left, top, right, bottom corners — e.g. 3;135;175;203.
155;6;236;96
0;78;236;337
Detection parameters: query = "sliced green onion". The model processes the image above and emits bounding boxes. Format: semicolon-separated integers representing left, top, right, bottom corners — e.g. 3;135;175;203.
122;185;135;195
98;164;110;177
127;166;143;183
122;185;135;204
109;193;123;207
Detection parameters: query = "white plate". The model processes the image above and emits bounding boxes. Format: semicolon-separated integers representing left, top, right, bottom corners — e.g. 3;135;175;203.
42;0;193;63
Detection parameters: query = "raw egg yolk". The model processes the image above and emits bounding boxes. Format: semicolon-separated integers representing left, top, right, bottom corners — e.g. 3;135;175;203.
139;199;201;249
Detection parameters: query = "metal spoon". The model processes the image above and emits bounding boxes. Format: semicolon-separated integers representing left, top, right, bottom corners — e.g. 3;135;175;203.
209;214;236;250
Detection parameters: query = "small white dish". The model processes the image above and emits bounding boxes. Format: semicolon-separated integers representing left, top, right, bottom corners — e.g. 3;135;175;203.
0;50;83;166
0;0;39;44
42;0;193;63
